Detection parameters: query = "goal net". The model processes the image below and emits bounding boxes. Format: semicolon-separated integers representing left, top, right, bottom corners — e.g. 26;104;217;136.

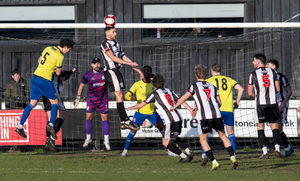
0;23;299;152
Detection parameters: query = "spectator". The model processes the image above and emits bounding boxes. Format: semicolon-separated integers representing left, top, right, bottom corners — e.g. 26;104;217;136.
5;69;29;109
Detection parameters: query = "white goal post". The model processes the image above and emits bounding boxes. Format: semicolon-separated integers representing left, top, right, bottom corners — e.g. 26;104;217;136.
1;22;300;29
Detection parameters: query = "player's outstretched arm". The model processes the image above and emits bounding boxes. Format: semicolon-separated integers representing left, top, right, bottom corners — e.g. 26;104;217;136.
181;101;193;114
234;83;244;109
122;55;138;67
182;102;193;112
170;92;191;112
132;67;144;80
126;102;147;111
105;50;138;67
74;83;85;107
60;68;77;81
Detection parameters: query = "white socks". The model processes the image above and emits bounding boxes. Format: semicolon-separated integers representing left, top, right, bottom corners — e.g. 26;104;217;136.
86;134;91;140
262;146;268;155
185;148;191;155
180;153;187;158
104;135;109;143
275;144;280;152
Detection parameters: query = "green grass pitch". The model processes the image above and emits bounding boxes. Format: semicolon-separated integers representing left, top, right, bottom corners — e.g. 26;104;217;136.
0;149;299;181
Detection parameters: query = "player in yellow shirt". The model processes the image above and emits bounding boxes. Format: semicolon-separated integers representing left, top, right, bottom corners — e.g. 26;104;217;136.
15;38;74;139
120;66;164;156
206;64;244;155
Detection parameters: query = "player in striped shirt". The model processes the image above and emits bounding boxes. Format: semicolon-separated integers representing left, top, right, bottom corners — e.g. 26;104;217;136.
100;27;139;131
248;54;282;158
170;65;237;170
74;58;110;150
126;74;194;163
266;59;293;156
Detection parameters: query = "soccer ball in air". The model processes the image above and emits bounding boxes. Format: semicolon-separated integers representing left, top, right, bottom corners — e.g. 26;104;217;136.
104;15;116;27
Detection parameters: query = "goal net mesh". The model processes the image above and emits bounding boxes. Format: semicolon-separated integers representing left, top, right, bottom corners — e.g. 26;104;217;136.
0;25;299;152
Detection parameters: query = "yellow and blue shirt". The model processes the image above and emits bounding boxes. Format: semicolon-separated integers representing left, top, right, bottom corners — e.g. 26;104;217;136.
206;75;238;113
125;80;155;114
34;46;64;81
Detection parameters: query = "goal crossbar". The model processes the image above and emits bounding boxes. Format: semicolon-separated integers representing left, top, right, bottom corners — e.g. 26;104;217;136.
1;22;300;29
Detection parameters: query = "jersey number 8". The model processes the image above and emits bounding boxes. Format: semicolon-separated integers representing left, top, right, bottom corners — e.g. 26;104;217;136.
164;94;174;106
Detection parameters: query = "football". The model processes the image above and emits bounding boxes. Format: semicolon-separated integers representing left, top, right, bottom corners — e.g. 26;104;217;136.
104;14;116;27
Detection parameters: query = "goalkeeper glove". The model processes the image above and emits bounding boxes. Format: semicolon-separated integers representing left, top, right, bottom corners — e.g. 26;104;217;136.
74;95;80;107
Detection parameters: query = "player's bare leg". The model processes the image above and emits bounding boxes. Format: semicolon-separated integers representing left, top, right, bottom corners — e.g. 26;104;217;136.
218;131;237;169
199;134;220;170
257;123;269;158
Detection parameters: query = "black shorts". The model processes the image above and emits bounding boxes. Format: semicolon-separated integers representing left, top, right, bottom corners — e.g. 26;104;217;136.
257;104;281;123
198;118;224;134
104;68;125;92
164;121;182;140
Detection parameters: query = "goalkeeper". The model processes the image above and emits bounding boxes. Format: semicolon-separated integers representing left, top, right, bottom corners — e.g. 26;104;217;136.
74;58;110;150
120;66;164;157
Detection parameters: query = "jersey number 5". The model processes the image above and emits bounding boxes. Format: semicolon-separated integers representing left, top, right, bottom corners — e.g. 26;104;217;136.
165;94;174;106
262;75;270;87
40;52;50;65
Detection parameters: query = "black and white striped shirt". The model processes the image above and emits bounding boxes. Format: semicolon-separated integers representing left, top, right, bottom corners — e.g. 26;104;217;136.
144;88;182;124
188;81;221;120
276;72;289;103
248;67;277;105
100;39;125;71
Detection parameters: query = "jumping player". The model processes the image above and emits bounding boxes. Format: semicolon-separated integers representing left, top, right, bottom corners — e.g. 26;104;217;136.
100;26;139;131
170;65;237;170
127;74;194;163
15;38;74;139
74;58;110;150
